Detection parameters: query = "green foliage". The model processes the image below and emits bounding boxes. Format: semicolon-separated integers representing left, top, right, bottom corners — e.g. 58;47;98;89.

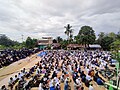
0;35;20;49
110;39;120;64
111;40;120;50
100;36;114;50
64;24;73;43
25;37;37;49
116;31;120;40
53;39;57;43
60;40;68;49
77;26;96;47
56;36;63;43
97;32;117;50
97;32;105;45
0;35;18;47
111;51;120;67
47;45;51;49
74;35;82;44
108;32;116;40
0;45;6;50
12;43;25;49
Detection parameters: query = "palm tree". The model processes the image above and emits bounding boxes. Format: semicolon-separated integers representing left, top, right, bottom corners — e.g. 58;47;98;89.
64;24;73;43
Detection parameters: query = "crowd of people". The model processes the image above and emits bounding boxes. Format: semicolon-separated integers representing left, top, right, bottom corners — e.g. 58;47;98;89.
0;48;40;68
0;50;112;90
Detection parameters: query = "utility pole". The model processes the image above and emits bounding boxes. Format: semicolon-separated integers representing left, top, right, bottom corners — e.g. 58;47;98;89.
22;34;24;42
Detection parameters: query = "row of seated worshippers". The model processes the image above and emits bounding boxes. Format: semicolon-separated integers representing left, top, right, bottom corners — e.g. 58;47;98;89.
0;48;40;68
0;65;38;90
38;50;109;90
1;50;111;90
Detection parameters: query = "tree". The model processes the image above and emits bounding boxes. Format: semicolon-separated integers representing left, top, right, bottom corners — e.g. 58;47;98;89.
98;32;105;39
97;32;117;50
100;36;114;50
97;32;105;45
53;39;57;43
64;24;73;43
78;26;96;47
111;40;120;50
108;32;116;40
0;35;18;47
32;38;37;47
25;37;37;49
74;35;82;44
116;31;120;40
60;40;68;49
25;37;33;48
56;36;63;43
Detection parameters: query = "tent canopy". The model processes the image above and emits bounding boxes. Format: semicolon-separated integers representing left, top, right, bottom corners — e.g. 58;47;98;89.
38;51;47;57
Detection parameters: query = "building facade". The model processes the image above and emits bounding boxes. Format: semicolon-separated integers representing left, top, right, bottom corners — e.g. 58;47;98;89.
37;37;53;49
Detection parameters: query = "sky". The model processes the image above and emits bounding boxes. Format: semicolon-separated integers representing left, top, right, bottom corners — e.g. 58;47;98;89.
0;0;120;42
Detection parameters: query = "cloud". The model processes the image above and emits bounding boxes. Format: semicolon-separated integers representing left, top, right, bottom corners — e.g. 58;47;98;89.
0;0;120;42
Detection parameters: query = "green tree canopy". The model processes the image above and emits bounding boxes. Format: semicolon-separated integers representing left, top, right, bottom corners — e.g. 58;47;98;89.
116;31;120;40
77;26;96;47
25;37;37;49
100;36;114;50
97;32;105;45
56;36;63;43
111;40;120;51
97;32;118;50
53;39;57;43
60;40;68;49
108;32;116;40
0;35;19;47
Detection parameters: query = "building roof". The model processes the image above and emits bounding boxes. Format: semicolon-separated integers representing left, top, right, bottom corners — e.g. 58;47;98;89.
67;44;85;48
89;44;101;48
52;43;61;48
42;37;52;39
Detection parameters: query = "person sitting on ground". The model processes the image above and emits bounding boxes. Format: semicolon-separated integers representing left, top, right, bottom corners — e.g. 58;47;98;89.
8;77;14;90
64;81;69;90
17;76;27;89
1;85;8;90
13;75;19;83
55;82;61;90
86;74;92;82
60;74;65;83
86;65;90;74
79;87;84;90
74;77;82;90
96;77;104;85
80;71;86;82
49;79;56;90
85;74;92;87
89;84;94;90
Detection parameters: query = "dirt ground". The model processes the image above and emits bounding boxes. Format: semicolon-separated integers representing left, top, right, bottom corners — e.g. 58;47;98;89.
0;53;40;87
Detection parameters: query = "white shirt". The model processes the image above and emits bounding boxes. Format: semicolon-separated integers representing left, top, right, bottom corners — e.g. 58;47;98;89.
89;85;94;90
86;75;92;81
54;77;59;83
18;74;22;80
86;68;90;74
76;79;81;86
13;77;17;82
39;83;43;90
49;80;54;87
